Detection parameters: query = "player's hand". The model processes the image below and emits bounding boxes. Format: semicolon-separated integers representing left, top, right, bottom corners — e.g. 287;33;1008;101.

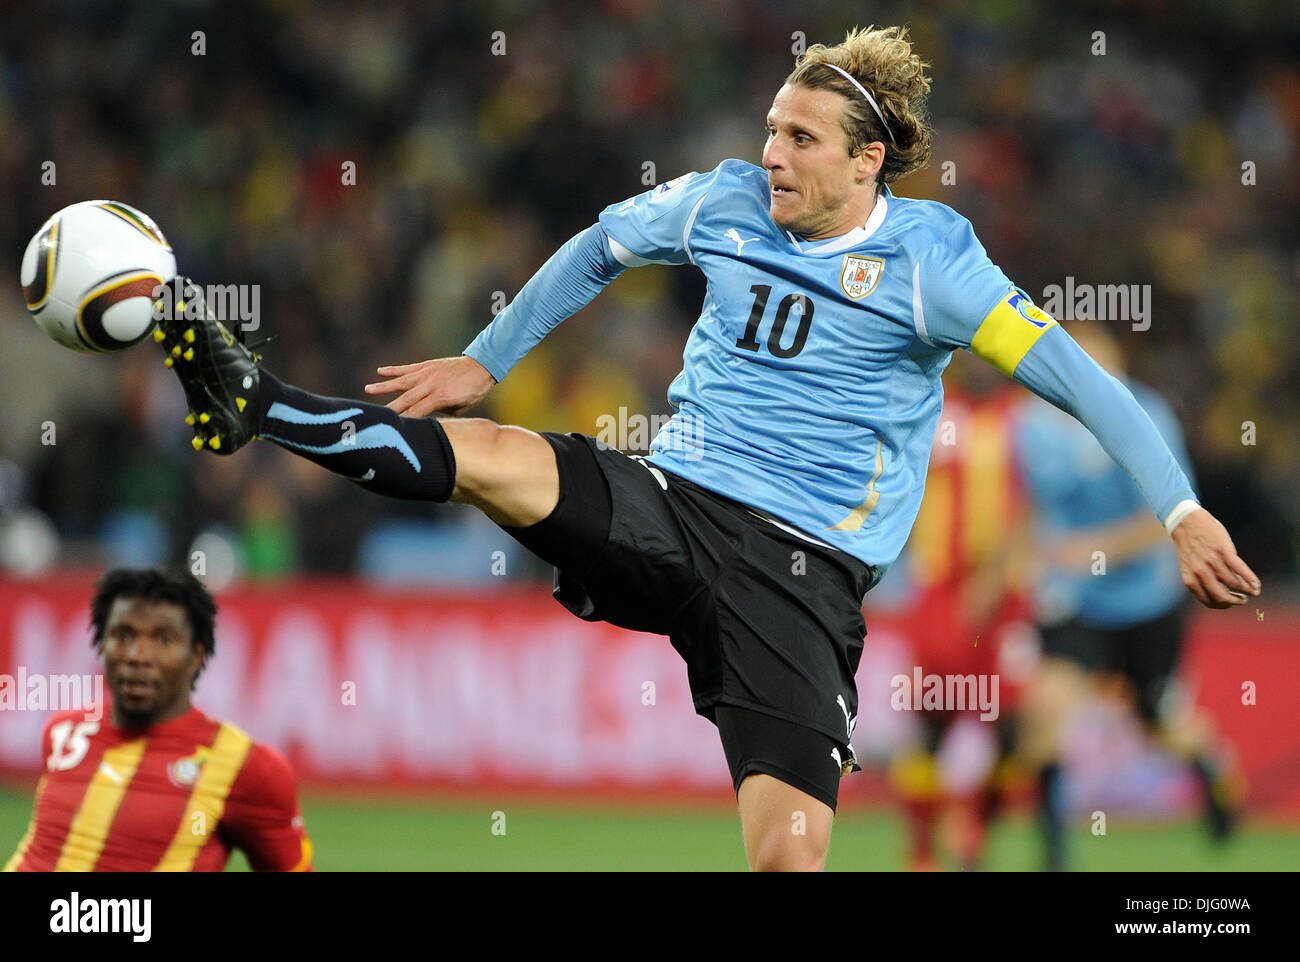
1170;508;1261;609
363;355;496;417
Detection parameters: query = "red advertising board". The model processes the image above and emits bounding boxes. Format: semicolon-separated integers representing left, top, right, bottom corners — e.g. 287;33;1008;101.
0;575;1295;813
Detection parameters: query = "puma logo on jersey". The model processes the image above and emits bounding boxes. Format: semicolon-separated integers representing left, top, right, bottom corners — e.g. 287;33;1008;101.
725;228;759;255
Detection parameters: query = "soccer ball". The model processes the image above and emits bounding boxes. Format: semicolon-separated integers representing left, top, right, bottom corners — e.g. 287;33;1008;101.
20;200;176;353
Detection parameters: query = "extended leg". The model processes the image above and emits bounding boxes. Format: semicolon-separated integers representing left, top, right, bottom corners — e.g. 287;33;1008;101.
256;374;560;526
153;278;560;528
439;419;559;526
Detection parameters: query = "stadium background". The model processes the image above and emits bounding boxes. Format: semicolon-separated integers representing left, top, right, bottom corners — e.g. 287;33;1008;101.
0;0;1297;870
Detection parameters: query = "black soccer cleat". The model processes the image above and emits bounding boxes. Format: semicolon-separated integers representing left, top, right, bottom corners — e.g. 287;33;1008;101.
152;277;262;454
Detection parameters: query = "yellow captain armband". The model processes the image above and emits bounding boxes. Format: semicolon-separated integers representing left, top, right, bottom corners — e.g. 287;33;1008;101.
969;290;1058;376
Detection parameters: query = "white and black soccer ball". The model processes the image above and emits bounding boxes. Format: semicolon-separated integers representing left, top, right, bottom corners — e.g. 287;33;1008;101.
20;200;177;353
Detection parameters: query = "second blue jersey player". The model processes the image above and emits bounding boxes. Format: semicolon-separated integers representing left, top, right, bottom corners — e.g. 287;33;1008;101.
155;25;1261;871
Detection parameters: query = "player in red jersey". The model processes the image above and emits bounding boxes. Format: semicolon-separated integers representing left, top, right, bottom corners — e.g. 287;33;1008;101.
884;353;1035;870
3;569;313;872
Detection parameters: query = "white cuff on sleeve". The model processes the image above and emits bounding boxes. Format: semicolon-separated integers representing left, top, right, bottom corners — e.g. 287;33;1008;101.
1164;499;1201;535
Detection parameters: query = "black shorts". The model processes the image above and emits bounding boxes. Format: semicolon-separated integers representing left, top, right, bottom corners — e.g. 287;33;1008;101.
1039;604;1188;724
499;432;879;811
714;705;853;811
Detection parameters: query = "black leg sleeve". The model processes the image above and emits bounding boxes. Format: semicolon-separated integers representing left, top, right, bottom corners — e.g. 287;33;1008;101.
255;370;456;502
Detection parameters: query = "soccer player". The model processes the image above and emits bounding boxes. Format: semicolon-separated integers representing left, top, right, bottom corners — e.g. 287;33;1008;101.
3;569;313;872
886;353;1034;870
1014;322;1244;871
152;25;1259;871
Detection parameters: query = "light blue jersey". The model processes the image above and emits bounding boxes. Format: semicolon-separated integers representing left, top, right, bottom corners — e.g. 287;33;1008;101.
465;159;1196;577
1017;381;1192;628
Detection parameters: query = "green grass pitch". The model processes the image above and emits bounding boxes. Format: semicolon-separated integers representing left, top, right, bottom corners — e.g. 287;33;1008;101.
2;786;1296;871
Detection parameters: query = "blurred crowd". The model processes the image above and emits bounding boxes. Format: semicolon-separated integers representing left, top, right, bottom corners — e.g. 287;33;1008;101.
0;0;1296;584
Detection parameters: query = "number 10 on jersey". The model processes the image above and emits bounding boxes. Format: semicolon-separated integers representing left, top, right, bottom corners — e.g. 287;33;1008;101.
736;285;815;359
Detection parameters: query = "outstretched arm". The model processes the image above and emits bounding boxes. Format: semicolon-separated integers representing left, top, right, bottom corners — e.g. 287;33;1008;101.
910;218;1261;609
1009;326;1260;608
366;165;723;418
365;223;626;417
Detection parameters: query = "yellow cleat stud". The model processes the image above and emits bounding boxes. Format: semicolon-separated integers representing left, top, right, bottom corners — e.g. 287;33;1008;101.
164;357;174;368
198;412;211;424
171;345;181;357
153;328;166;342
184;328;196;343
236;397;247;412
208;436;221;450
191;436;204;451
185;414;196;426
182;348;194;361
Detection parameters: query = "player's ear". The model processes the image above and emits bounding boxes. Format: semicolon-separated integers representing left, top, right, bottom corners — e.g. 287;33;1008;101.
855;141;884;183
188;641;209;688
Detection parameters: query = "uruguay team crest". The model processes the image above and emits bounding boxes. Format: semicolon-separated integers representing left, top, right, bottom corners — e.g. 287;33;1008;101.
840;254;884;299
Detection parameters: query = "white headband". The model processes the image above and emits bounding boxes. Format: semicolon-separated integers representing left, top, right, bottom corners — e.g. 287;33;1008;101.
822;63;896;146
